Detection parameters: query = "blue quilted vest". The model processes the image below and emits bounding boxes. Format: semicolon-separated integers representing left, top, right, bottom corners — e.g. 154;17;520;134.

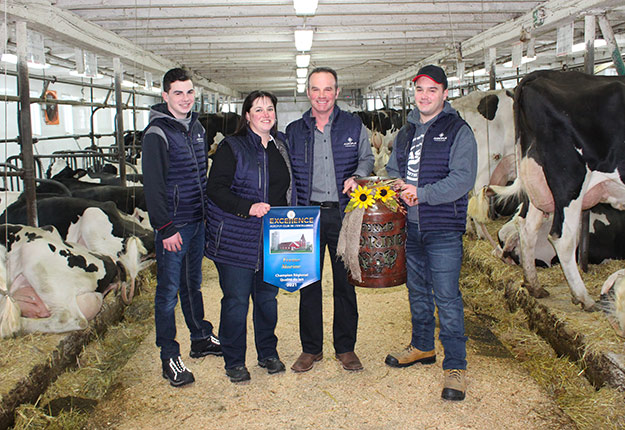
205;131;292;270
395;111;468;232
286;106;361;214
148;108;207;224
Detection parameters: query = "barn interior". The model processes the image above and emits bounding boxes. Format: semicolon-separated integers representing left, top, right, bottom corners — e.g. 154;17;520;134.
1;1;625;429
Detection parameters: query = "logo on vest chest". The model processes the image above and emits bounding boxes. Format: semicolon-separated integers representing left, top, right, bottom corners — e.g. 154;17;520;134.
432;133;448;142
343;137;357;148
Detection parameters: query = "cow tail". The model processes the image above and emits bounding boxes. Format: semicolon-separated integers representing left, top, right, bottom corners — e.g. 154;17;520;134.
488;177;526;212
0;291;22;338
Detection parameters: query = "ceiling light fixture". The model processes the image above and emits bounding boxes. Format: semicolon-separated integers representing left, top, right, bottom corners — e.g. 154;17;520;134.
293;0;318;16
69;70;104;79
1;53;51;69
296;54;311;68
466;68;487;77
503;56;537;67
297;84;306;93
294;29;314;51
296;67;308;78
296;77;307;85
572;39;607;53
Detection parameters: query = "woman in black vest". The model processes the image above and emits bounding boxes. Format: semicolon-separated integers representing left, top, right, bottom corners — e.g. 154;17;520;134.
205;90;293;383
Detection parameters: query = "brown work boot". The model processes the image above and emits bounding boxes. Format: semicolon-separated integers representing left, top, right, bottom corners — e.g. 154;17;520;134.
335;351;363;371
291;352;323;373
442;369;466;401
384;345;436;368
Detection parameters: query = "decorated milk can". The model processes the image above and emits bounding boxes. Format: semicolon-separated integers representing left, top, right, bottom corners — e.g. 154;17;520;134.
337;176;406;288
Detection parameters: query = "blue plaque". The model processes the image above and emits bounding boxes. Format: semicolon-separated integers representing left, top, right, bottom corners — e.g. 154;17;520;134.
263;206;320;292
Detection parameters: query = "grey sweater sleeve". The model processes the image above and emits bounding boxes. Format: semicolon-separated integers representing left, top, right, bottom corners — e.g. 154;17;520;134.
417;124;477;205
141;128;177;239
385;137;401;179
353;124;374;177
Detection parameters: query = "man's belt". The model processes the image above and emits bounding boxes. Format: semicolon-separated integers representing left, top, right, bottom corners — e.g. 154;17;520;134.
310;201;339;209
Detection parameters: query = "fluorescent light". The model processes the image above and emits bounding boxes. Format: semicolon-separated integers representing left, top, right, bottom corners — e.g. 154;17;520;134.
1;53;16;64
296;77;307;84
294;29;314;52
448;76;460;82
296;68;308;78
122;80;139;88
297;84;306;93
572;39;607;53
1;53;50;69
465;68;486;77
293;0;318;16
69;70;104;79
503;56;537;68
296;54;311;68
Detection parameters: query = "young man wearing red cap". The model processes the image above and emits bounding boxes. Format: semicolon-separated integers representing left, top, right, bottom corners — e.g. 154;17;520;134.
385;64;477;401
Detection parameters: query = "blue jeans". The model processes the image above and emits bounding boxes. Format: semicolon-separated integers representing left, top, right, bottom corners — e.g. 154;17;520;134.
405;222;467;370
215;262;279;369
154;221;214;361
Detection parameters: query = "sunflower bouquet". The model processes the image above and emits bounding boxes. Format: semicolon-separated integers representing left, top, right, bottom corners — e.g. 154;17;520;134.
344;178;405;215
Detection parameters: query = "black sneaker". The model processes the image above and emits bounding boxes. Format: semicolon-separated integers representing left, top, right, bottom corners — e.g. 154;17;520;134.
162;356;195;387
258;357;286;374
190;334;223;358
226;366;251;383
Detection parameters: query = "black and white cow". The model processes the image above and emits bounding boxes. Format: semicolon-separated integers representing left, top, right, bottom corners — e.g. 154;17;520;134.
46;159;143;188
0;224;124;336
509;70;625;310
497;203;625;268
0;196;154;303
198;112;240;152
454;89;519;225
355;109;403;177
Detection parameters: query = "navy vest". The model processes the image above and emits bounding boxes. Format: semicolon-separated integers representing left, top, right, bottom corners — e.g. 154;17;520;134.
148;112;207;225
205;131;292;270
395;111;468;232
286;106;361;214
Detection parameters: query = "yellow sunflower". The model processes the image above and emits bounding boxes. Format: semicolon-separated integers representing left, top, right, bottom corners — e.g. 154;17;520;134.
350;185;375;209
374;186;396;203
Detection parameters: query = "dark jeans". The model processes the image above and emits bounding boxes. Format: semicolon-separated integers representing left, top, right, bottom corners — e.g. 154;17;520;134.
215;262;279;369
405;221;467;370
299;206;358;355
154;221;214;361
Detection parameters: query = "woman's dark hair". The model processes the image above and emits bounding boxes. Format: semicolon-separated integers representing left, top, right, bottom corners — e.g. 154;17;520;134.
234;90;278;136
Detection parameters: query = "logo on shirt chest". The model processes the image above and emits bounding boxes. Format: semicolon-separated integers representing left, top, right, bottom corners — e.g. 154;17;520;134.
432;132;448;142
343;137;357;147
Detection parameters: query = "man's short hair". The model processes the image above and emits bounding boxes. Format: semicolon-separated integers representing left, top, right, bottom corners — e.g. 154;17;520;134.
163;68;192;93
307;67;339;89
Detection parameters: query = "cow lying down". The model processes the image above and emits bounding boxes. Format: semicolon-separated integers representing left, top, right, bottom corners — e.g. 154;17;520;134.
0;224;126;337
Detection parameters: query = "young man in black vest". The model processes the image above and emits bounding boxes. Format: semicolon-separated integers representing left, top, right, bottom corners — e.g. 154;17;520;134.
143;68;221;387
286;67;374;373
385;65;477;401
